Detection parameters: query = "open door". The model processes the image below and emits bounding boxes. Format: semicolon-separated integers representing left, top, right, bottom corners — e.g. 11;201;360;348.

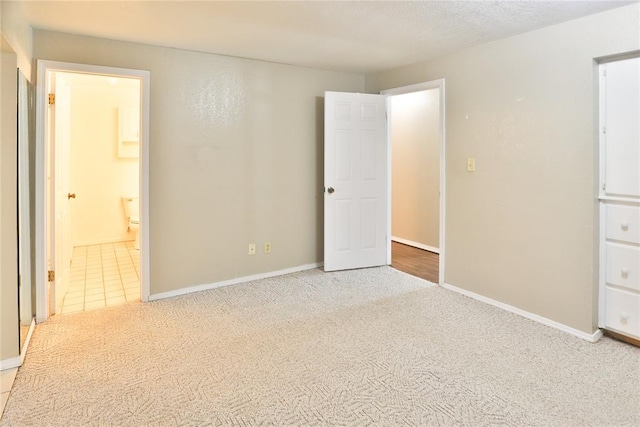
53;73;73;313
324;91;389;271
46;72;73;314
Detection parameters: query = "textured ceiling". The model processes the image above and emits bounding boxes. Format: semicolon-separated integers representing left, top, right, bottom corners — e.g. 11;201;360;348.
21;0;636;74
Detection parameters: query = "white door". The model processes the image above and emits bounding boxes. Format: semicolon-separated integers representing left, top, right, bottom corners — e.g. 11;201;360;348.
48;72;74;313
602;58;640;198
324;91;388;271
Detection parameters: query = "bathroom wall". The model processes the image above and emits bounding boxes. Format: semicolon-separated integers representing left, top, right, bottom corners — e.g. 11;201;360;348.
67;72;139;246
391;89;440;251
366;3;640;334
34;30;365;296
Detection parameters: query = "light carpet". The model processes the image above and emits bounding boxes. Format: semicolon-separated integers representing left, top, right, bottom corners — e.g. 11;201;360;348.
2;267;639;426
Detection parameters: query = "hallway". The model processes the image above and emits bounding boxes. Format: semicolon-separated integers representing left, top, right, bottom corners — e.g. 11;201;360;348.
391;241;439;283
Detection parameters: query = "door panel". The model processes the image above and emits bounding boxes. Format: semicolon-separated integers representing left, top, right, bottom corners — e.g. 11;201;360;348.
324;92;388;271
52;73;73;313
603;57;640;198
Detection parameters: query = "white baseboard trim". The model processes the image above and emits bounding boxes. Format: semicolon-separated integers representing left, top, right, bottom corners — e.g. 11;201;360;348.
441;282;603;343
392;236;439;254
0;356;21;371
0;319;36;371
149;262;323;302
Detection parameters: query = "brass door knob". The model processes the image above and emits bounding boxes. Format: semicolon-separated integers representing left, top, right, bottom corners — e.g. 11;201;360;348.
68;193;76;199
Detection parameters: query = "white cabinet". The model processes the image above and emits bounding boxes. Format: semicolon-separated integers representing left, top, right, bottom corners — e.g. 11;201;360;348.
604;287;640;338
605;204;640;243
599;57;640;340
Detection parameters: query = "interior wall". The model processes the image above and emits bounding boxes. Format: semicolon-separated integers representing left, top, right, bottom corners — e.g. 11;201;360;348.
0;1;32;77
391;89;440;250
365;3;640;334
67;73;139;246
0;45;19;362
34;30;364;295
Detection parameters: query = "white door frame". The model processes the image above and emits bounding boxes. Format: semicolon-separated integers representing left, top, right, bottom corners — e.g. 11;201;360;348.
35;60;151;322
17;70;33;325
381;79;446;285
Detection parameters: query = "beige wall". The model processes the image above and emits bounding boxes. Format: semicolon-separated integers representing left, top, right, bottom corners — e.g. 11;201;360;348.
0;45;19;362
67;73;139;246
391;90;440;250
0;0;32;77
366;4;640;334
34;30;364;295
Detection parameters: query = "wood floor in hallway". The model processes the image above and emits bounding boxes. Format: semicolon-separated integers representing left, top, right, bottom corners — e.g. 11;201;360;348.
391;241;439;283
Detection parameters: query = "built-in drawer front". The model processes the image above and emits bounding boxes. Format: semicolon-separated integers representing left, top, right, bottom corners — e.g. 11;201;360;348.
606;204;640;244
605;287;640;339
606;243;640;291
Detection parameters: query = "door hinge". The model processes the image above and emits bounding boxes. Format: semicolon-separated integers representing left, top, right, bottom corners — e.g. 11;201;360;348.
601;67;607;77
602;182;606;191
602;126;606;134
48;270;55;282
48;93;55;106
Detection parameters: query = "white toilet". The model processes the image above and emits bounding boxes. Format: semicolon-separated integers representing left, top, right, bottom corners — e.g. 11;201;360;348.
122;196;140;250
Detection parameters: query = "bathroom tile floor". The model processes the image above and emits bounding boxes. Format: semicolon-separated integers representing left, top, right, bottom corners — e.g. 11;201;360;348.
60;241;140;315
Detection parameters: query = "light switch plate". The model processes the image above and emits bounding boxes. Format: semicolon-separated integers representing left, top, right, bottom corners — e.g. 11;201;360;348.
467;158;476;172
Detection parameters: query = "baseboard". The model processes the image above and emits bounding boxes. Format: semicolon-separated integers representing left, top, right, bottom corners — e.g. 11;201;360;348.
441;282;603;343
391;236;439;254
149;262;323;301
0;319;36;371
0;356;21;371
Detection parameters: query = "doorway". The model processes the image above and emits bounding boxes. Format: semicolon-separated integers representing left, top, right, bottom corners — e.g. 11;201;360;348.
382;81;445;284
55;72;141;314
35;61;151;323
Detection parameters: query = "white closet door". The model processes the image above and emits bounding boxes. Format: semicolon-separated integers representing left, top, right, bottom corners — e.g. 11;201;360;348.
603;57;640;198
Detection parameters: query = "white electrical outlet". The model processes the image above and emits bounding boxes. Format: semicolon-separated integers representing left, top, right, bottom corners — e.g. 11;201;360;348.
264;242;271;254
248;243;256;255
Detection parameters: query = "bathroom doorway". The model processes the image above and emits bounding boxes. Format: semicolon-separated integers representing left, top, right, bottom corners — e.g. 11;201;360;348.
58;72;140;314
36;61;150;322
